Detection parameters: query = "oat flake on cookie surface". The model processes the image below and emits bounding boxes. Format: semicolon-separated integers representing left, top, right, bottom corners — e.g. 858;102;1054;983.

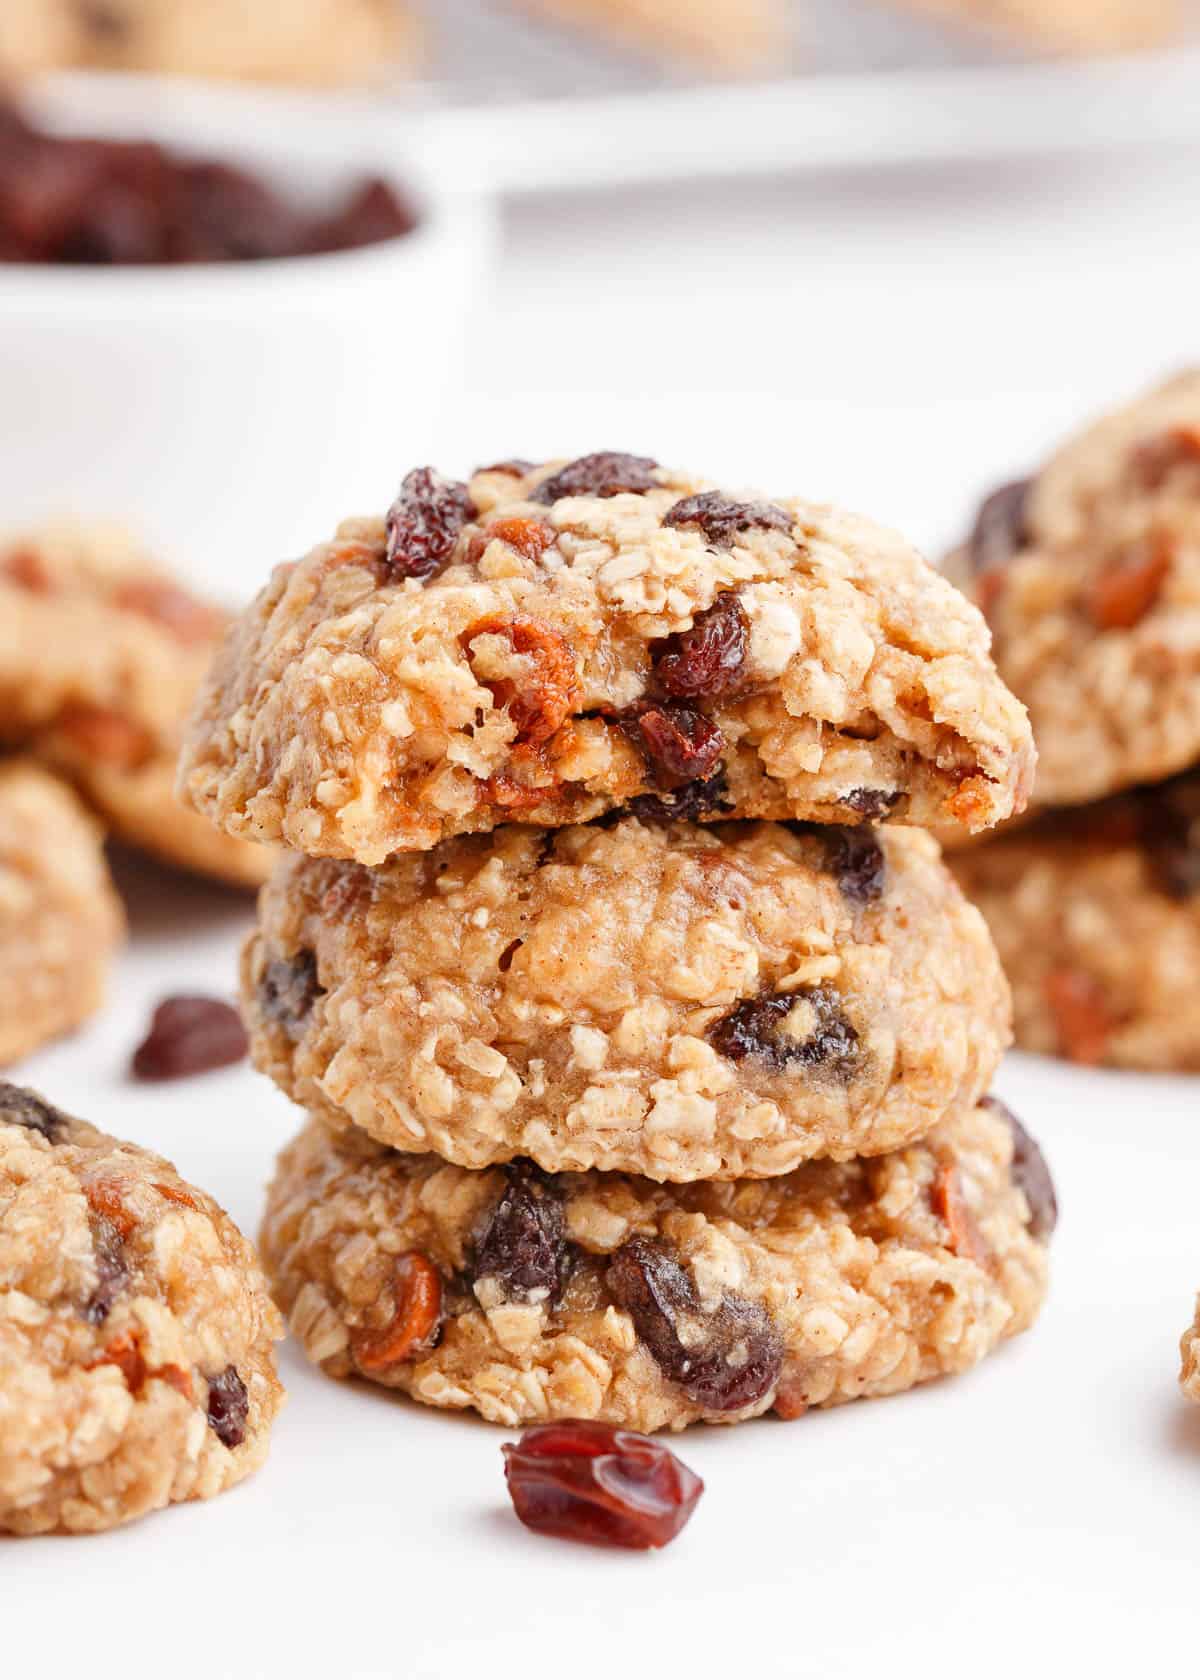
241;816;1009;1181
179;455;1034;864
261;1096;1053;1433
0;1084;284;1535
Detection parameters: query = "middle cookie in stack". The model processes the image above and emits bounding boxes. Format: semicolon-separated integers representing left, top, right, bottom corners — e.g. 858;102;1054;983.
181;453;1054;1430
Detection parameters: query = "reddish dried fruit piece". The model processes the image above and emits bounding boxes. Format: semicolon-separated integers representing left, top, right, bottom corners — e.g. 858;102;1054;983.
353;1252;443;1373
56;703;154;770
502;1420;704;1551
708;985;858;1077
479;771;556;813
1044;967;1113;1066
772;1381;809;1421
113;577;224;645
662;490;791;549
1087;535;1171;630
607;1237;782;1411
1;546;51;592
383;467;474;582
1131;424;1200;489
651;591;749;699
983;1096;1057;1243
465;613;580;746
206;1365;249;1449
486;516;556;560
260;951;323;1040
966;477;1031;576
86;1331;192;1400
532;452;659;504
304;177;418;256
629;701;724;787
628;771;732;823
1139;766;1200;900
131;995;248;1081
474;1163;571;1304
931;1164;990;1266
0;1082;63;1142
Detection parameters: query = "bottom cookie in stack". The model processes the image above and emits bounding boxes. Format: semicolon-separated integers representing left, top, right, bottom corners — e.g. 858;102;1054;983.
260;1096;1054;1433
949;767;1200;1070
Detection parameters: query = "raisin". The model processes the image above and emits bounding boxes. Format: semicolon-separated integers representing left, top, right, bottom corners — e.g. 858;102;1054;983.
463;613;580;746
0;1082;64;1142
502;1421;704;1551
352;1252;443;1372
628;701;724;787
707;985;858;1076
650;592;749;699
206;1365;249;1448
259;951;323;1041
931;1164;990;1266
966;477;1031;575
1140;768;1200;899
606;1237;782;1412
304;177;417;256
474;1163;571;1305
131;995;248;1081
840;786;901;821
84;1214;129;1326
661;491;791;549
627;771;733;823
790;822;885;906
531;452;659;504
982;1096;1057;1243
382;467;473;581
1087;535;1171;630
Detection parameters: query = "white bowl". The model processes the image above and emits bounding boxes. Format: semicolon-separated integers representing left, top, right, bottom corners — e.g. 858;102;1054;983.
0;75;498;597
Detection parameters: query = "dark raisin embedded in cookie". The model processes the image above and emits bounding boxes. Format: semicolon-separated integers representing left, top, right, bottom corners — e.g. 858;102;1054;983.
650;592;749;699
383;468;474;582
606;1237;782;1412
259;951;323;1041
983;1096;1057;1243
790;823;885;906
661;490;791;549
1138;767;1200;900
707;985;859;1076
206;1365;249;1449
84;1214;130;1326
840;787;901;822
966;478;1031;575
627;771;733;823
628;701;724;786
131;995;248;1081
531;452;659;504
474;1162;571;1305
0;1082;65;1143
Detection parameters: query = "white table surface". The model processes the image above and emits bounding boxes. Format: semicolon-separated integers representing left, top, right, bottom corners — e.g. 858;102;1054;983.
7;142;1200;1678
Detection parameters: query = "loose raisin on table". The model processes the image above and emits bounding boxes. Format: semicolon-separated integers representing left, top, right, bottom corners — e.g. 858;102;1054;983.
383;467;473;581
650;591;749;699
790;822;885;906
474;1162;571;1304
206;1365;249;1449
661;490;791;549
259;951;323;1041
708;985;858;1076
502;1420;704;1551
966;477;1031;575
628;770;733;823
628;701;724;786
606;1237;782;1412
131;995;248;1081
0;1082;64;1142
531;452;659;504
983;1096;1058;1243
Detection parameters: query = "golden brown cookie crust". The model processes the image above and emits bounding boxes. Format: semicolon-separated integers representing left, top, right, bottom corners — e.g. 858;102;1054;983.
0;761;124;1066
948;372;1200;809
180;459;1034;864
261;1098;1051;1433
242;817;1010;1180
0;1085;284;1535
1181;1299;1200;1402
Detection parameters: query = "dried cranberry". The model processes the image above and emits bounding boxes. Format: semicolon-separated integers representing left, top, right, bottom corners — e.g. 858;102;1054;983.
661;491;791;549
840;786;901;822
790;823;885;906
607;1237;782;1412
474;1163;571;1304
983;1096;1057;1243
531;452;659;504
707;985;858;1076
627;771;733;823
84;1216;128;1326
206;1365;249;1449
383;468;473;582
651;592;749;699
260;951;323;1040
0;1082;64;1142
1138;768;1200;900
502;1420;703;1550
131;996;248;1081
965;478;1031;575
628;701;724;787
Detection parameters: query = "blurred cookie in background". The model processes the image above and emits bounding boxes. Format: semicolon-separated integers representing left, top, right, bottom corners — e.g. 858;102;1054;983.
0;0;420;86
0;523;272;887
884;0;1182;54
0;760;124;1065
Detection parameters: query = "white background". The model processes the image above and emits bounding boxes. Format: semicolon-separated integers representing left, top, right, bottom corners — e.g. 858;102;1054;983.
6;126;1200;1679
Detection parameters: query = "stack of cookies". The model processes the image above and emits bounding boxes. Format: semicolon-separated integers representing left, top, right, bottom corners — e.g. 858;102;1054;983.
180;453;1055;1432
946;373;1200;1071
